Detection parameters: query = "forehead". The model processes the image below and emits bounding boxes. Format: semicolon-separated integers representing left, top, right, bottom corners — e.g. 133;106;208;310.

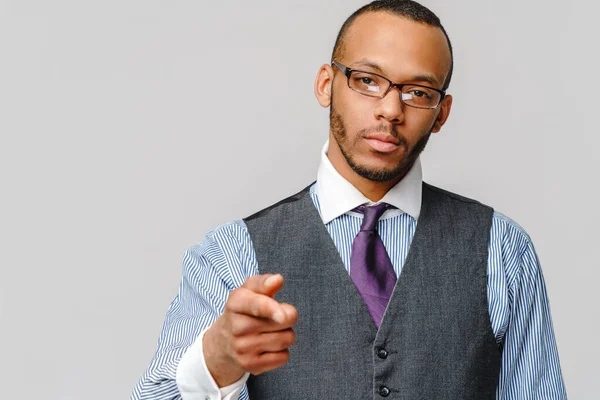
341;12;451;87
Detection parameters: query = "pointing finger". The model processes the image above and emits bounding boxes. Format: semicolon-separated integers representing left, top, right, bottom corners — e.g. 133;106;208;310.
242;274;284;297
227;287;287;324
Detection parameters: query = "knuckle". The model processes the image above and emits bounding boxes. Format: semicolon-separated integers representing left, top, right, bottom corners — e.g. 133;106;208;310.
278;350;290;365
285;330;296;347
240;356;261;373
223;299;233;313
287;308;298;324
243;275;260;289
250;297;266;318
229;315;253;337
279;304;298;326
248;302;260;318
275;331;291;349
224;290;241;311
229;319;244;337
230;338;246;355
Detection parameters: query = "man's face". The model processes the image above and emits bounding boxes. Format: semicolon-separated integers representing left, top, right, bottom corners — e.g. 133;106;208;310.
318;12;453;183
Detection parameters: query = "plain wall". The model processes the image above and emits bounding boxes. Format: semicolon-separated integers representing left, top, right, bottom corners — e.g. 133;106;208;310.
0;0;597;398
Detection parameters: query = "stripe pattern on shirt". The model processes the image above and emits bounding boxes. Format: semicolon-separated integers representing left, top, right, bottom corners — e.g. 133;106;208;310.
131;184;566;400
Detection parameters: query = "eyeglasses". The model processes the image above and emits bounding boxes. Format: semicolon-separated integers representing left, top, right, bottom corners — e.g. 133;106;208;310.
332;61;446;110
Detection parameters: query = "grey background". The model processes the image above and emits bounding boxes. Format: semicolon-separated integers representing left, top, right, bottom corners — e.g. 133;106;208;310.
0;0;597;398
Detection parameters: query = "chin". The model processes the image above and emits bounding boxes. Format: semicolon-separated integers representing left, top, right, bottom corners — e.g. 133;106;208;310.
357;152;404;170
349;160;406;183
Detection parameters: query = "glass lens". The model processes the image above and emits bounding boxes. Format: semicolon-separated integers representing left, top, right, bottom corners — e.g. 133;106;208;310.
348;71;389;96
401;85;441;108
346;69;442;109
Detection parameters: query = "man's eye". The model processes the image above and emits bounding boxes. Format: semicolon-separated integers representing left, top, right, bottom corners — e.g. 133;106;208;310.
411;90;430;98
361;77;375;85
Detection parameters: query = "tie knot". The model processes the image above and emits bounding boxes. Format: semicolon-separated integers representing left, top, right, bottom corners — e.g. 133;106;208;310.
355;203;392;231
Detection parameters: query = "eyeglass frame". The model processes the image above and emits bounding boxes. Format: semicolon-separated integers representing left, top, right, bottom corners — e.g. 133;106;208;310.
331;60;447;110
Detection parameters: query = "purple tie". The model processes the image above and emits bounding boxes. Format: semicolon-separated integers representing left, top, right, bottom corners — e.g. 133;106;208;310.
350;203;397;328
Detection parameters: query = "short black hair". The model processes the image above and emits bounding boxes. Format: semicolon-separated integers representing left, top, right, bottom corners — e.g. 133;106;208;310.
332;0;454;90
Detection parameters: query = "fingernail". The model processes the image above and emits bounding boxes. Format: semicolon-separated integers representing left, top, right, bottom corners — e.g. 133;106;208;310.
272;309;285;324
264;275;278;288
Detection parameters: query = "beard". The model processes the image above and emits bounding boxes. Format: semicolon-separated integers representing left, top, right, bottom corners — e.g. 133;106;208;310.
329;103;433;183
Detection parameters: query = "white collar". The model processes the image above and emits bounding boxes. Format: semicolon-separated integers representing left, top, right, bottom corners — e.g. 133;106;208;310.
314;140;423;224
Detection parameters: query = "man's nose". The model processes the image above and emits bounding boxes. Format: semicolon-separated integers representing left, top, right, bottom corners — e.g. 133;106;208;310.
373;87;406;124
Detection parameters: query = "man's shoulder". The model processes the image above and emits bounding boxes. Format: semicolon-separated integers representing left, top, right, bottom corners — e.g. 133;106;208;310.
490;210;534;247
186;182;317;255
424;182;534;242
244;182;317;222
183;219;258;286
423;182;492;209
187;220;250;256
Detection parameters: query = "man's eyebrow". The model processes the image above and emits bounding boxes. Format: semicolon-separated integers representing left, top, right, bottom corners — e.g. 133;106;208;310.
352;59;385;73
409;74;441;87
352;59;441;88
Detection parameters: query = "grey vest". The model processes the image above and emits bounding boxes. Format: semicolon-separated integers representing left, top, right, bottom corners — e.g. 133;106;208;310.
243;182;502;399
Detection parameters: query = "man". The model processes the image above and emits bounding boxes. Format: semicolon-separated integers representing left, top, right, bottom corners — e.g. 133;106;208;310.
132;1;566;399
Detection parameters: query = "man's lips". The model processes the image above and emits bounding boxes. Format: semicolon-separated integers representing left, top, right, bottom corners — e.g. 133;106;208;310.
364;133;401;153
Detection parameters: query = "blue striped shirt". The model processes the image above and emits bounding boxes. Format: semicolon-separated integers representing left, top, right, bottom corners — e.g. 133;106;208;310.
132;184;566;399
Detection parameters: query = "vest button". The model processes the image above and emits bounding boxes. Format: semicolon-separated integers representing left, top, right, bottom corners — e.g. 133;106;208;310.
377;348;388;359
378;386;391;397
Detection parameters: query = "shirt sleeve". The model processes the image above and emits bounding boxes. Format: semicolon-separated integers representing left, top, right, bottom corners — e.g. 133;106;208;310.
131;220;257;400
493;214;567;399
176;327;249;400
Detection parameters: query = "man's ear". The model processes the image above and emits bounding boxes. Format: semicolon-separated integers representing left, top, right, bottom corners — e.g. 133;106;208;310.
432;94;453;133
314;64;334;108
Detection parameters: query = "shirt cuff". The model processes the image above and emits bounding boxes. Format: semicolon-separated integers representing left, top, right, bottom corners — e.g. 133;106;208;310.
176;327;249;400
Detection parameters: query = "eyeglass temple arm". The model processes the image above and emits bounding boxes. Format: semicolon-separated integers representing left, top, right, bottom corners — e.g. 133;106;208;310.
332;61;349;75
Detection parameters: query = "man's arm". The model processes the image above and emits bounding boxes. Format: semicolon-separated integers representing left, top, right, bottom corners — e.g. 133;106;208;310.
131;220;298;400
495;215;567;399
131;221;257;400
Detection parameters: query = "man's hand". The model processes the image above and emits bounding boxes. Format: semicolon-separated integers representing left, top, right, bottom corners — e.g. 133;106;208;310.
203;274;298;387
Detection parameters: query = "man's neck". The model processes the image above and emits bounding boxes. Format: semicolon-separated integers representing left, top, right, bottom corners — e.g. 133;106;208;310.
326;146;407;203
